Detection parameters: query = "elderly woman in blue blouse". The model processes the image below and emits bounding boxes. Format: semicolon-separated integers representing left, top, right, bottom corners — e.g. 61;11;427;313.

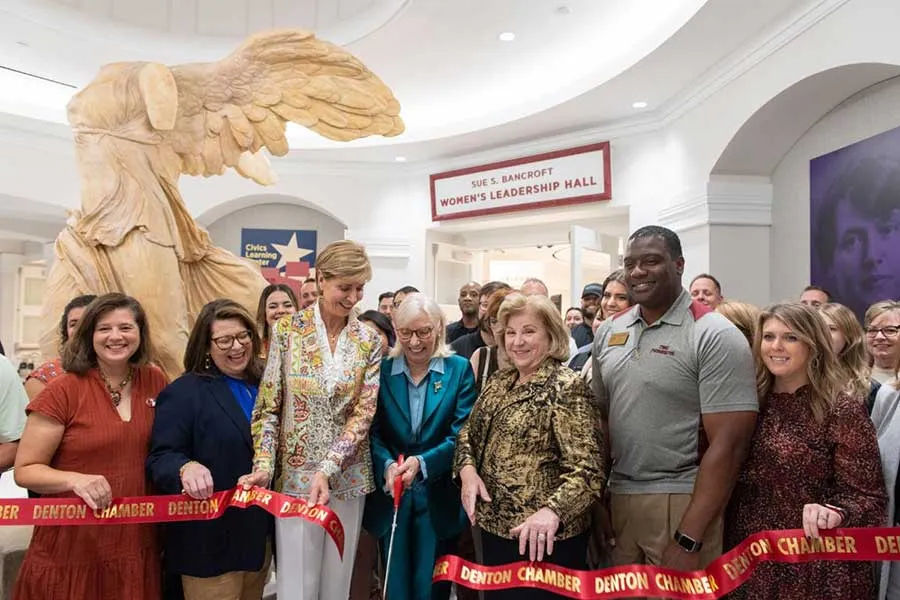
363;293;477;600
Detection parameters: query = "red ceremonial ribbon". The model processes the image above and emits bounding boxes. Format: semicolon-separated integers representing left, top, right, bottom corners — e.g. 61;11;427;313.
0;486;345;558
433;527;900;599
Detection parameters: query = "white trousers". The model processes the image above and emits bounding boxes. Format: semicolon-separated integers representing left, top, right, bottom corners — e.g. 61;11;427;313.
275;496;364;600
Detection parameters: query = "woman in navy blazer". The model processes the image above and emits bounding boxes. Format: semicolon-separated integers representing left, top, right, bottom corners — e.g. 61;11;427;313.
363;293;477;600
147;299;272;600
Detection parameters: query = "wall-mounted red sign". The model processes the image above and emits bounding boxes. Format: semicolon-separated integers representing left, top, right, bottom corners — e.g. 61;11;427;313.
430;142;611;221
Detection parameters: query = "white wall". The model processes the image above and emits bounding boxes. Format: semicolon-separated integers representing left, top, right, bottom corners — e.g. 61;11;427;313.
770;76;900;303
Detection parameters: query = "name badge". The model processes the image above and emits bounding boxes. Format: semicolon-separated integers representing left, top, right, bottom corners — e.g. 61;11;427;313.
608;332;629;346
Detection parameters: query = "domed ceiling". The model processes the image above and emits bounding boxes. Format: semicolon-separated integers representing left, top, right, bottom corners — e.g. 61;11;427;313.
0;0;709;148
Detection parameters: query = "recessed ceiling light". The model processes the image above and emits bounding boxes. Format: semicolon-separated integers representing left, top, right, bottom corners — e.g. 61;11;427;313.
394;156;407;162
498;32;516;42
632;101;649;109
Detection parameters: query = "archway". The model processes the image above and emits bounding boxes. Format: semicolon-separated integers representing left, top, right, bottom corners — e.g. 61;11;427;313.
713;63;900;177
707;62;900;305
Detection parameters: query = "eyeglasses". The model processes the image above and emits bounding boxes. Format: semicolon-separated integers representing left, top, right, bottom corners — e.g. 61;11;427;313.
212;330;253;350
396;327;434;341
866;326;900;338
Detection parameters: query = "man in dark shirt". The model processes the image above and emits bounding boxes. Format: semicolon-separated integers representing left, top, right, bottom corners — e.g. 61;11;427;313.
446;281;481;343
571;283;602;348
451;280;511;359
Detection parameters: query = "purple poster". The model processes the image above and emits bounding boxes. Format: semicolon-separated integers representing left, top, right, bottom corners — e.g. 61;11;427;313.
810;126;900;320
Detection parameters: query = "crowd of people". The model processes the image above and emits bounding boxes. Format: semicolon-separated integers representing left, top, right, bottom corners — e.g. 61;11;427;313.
0;228;897;600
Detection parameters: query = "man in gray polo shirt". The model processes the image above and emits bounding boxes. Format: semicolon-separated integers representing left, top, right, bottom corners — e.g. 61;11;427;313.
591;225;757;573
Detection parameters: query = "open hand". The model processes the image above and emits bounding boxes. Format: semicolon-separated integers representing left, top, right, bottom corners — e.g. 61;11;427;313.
460;465;491;525
510;507;560;562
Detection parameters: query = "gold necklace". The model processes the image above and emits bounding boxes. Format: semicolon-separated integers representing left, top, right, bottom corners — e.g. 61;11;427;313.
99;366;134;406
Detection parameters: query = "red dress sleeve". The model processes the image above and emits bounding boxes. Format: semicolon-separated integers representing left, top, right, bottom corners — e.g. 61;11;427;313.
26;373;76;426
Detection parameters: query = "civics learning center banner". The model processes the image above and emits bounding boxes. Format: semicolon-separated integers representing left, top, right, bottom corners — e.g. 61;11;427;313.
241;228;317;292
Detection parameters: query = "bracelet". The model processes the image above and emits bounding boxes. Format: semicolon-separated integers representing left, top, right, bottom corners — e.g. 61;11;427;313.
179;461;198;479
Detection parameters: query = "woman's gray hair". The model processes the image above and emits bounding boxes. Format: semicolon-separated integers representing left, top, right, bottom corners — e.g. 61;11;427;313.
389;293;454;359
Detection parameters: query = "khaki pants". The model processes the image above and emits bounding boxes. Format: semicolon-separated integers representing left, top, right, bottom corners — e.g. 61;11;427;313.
182;545;272;600
610;493;723;568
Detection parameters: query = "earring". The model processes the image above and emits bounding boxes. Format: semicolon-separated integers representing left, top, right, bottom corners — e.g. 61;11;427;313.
204;354;212;370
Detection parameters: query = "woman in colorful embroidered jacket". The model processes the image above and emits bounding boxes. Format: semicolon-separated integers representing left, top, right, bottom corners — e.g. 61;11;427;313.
240;240;383;600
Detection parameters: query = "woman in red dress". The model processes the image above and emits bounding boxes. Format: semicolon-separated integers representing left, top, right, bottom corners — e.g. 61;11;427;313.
725;302;887;600
13;293;168;600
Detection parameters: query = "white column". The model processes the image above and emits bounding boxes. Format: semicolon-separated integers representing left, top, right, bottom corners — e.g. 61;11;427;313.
344;230;414;311
0;253;26;356
659;176;773;307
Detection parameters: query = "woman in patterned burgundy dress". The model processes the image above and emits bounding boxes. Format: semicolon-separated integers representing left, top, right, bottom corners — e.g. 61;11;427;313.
13;293;167;600
725;303;886;600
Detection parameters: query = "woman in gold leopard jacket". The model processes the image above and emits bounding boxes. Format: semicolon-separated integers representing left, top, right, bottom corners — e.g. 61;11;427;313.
453;293;605;599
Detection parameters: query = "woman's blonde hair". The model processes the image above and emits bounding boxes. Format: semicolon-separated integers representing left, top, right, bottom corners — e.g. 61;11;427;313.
863;300;900;329
864;300;900;388
716;301;761;346
497;293;570;363
389;293;453;359
315;240;372;285
819;303;871;400
755;303;846;423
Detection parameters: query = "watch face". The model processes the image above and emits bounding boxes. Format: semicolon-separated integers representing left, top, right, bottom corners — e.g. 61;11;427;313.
675;532;702;553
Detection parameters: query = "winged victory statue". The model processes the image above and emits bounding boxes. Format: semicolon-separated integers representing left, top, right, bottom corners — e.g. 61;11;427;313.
41;30;404;379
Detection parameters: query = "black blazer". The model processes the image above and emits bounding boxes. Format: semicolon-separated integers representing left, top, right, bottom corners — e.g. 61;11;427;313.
146;372;271;578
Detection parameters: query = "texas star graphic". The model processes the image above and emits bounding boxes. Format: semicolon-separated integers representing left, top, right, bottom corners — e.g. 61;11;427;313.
271;233;314;269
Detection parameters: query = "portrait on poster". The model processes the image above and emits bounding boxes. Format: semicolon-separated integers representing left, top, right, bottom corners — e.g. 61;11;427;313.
810;126;900;320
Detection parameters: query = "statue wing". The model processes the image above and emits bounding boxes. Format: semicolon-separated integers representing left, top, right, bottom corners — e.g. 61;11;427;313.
163;29;404;184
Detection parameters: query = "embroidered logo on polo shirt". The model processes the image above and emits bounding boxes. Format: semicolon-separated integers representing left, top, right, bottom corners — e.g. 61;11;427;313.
650;344;675;356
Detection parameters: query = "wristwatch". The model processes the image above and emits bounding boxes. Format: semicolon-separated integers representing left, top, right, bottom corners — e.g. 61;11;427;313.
673;530;703;553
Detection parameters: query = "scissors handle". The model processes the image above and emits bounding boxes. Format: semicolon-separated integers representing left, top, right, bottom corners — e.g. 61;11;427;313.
393;454;405;509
